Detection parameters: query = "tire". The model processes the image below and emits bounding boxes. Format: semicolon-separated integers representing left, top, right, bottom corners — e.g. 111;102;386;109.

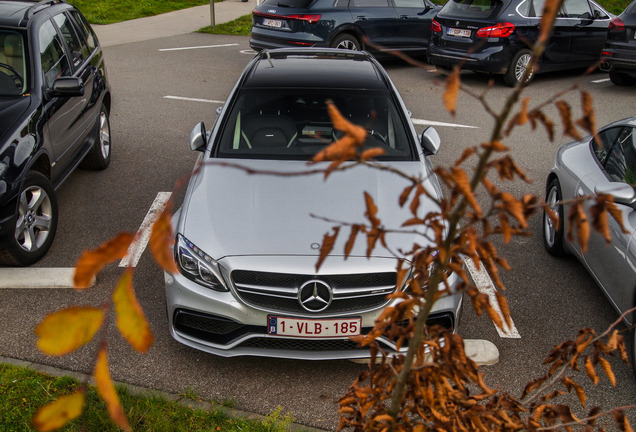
503;49;534;87
609;70;636;86
631;321;636;379
80;104;111;170
0;172;58;266
330;33;361;51
543;178;566;257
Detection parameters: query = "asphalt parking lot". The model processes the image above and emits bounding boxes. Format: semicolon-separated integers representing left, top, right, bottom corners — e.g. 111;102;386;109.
0;31;635;429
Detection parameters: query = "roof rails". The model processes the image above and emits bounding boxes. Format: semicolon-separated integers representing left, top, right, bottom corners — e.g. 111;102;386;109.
20;0;67;24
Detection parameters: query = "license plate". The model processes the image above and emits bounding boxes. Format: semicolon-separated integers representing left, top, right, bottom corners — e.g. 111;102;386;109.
447;27;471;37
267;316;361;338
263;18;283;28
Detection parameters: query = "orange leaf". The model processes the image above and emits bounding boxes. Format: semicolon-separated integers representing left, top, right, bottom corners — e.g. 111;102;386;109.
36;307;103;356
113;270;154;352
344;225;360;258
556;100;582;141
149;203;177;274
584;356;599;385
74;233;135;289
361;147;386;160
32;390;85;432
316;227;339;271
443;67;460;116
598;357;616;386
95;347;132;431
326;100;367;144
452;167;482;217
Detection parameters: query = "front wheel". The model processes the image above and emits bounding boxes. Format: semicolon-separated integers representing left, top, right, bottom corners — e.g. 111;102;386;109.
80;104;111;170
504;49;534;87
543;178;566;257
0;172;58;266
330;34;361;51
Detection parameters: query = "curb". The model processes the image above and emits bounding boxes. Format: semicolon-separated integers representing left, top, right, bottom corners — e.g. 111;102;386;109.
0;355;327;432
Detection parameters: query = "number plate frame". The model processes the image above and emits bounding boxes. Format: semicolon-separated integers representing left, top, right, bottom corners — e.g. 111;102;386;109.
262;18;283;28
447;27;471;37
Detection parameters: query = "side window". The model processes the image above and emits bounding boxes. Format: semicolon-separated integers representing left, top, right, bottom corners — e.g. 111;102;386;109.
351;0;389;7
334;0;350;7
563;0;592;18
53;13;89;69
70;11;97;52
394;0;426;7
593;127;636;184
38;20;71;87
589;2;609;19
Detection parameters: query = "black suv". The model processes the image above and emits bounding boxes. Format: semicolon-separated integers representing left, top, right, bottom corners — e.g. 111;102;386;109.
0;0;111;266
601;0;636;85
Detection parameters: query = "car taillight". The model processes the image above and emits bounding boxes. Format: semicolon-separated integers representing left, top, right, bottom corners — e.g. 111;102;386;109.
431;19;442;33
288;14;321;23
601;50;613;57
476;22;515;38
609;17;625;31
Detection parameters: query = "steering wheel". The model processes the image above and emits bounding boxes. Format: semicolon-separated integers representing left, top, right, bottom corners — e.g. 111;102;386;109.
0;62;24;90
368;129;387;145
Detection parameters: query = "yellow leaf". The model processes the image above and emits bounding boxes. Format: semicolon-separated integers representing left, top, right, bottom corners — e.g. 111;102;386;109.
36;307;103;356
32;390;85;432
113;270;154;352
598;357;616;386
149;203;178;274
74;233;135;289
95;347;132;431
443;67;460;116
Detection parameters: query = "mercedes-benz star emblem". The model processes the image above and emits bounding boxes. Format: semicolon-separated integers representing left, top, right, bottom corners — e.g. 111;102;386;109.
298;280;332;312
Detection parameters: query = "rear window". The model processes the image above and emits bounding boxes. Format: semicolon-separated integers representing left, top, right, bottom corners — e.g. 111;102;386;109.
214;89;415;161
439;0;505;19
261;0;318;8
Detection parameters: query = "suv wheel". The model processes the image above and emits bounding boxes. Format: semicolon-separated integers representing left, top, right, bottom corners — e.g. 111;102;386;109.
0;172;58;266
504;49;534;87
80;104;111;170
331;34;361;51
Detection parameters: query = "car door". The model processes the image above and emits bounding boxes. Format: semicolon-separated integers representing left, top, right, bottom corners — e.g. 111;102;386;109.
349;0;399;49
562;0;609;64
576;126;636;316
391;0;440;51
522;0;572;67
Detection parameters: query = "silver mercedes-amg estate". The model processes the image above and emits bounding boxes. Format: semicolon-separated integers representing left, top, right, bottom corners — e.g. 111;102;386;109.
164;48;463;360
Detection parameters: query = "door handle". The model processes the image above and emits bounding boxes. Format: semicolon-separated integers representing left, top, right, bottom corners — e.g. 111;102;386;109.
399;15;409;19
357;15;367;20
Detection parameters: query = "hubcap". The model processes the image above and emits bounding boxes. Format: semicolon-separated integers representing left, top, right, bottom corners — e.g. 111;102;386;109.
99;111;111;159
336;40;357;50
544;186;558;247
15;186;53;252
515;53;533;83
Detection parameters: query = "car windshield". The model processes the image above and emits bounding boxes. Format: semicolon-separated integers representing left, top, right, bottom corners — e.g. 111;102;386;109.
213;89;416;161
439;0;505;19
0;30;27;96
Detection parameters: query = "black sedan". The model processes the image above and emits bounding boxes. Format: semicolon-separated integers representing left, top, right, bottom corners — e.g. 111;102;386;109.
249;0;441;56
428;0;612;86
601;0;636;85
0;0;111;266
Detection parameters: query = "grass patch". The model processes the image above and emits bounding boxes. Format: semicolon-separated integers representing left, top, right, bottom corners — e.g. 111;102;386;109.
198;15;253;36
0;363;295;432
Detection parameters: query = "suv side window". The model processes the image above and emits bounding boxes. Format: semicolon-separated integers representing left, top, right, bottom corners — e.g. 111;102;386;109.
351;0;389;7
38;19;71;87
563;0;592;18
53;13;89;69
69;10;97;52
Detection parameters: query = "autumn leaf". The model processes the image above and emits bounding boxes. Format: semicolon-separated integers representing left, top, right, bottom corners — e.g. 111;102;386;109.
74;232;135;289
364;192;381;227
312;101;368;167
95;347;132;431
316;227;340;271
576;91;598;143
556;100;582;141
443;67;460;116
361;147;386;160
598;357;616;386
452;167;482;217
584;356;600;385
32;390;85;432
113;270;154;352
149;202;178;274
36;307;104;356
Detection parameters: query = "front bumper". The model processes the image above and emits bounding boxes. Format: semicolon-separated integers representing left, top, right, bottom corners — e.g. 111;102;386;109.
164;256;463;360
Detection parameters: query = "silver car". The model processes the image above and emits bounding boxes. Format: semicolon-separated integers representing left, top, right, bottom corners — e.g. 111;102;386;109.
163;48;463;360
543;117;636;374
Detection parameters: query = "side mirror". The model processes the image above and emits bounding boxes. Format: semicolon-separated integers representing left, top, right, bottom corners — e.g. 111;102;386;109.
189;122;207;152
49;77;84;97
595;183;636;205
420;127;441;156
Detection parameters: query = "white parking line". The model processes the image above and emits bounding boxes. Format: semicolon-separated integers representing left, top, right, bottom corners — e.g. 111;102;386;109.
158;43;239;52
164;95;225;104
592;78;611;83
119;192;173;268
464;258;520;338
0;268;86;289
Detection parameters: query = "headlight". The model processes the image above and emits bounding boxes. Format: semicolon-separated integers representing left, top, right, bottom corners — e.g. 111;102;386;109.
176;234;228;292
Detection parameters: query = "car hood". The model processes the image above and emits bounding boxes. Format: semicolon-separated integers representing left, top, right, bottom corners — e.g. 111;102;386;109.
0;96;31;146
179;159;441;260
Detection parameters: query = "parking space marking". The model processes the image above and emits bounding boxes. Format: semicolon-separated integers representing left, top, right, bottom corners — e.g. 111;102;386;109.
0;268;87;289
464;258;521;338
592;78;610;83
164;95;224;104
158;43;239;52
119;192;173;268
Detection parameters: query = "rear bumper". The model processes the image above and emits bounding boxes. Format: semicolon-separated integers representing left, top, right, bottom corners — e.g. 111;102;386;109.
428;43;512;74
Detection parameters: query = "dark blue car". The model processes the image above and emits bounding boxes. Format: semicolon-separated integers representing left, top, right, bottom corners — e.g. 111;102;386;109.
250;0;441;56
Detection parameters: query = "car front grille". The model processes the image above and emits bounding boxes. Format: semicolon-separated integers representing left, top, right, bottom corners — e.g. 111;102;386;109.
231;270;397;314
